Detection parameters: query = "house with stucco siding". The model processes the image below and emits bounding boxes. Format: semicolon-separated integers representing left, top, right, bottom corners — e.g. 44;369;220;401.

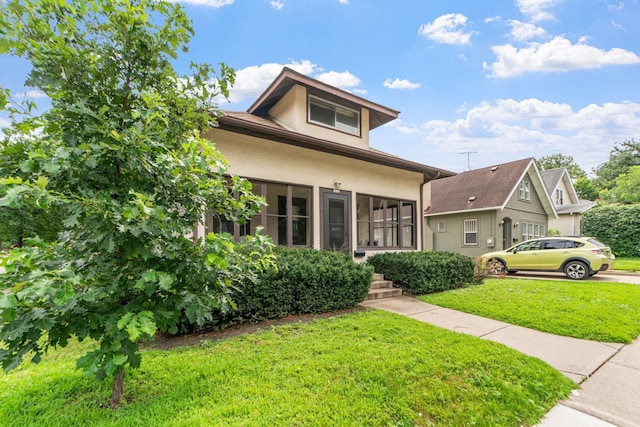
195;67;454;259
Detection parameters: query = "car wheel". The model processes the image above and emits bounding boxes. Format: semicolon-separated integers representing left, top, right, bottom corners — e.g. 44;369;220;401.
564;261;589;280
487;259;506;275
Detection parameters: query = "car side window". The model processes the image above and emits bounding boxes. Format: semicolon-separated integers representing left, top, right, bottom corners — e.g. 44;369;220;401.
517;241;541;251
541;240;560;250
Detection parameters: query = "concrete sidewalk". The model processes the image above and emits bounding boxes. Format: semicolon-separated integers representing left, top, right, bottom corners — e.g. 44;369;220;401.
360;296;640;426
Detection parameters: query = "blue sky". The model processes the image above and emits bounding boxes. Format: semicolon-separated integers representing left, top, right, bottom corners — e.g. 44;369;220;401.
2;0;639;175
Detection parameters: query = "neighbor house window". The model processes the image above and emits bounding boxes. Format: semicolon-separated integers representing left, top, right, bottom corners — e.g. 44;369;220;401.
206;180;312;247
357;195;415;249
463;219;478;245
309;96;360;135
556;189;564;205
519;180;531;201
436;221;446;232
522;222;545;240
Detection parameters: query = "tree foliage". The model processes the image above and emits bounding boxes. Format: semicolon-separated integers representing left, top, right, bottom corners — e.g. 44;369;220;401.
612;165;640;204
0;0;274;407
536;154;587;180
593;139;640;196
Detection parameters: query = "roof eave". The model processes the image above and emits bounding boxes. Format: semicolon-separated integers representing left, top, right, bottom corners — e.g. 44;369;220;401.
217;114;455;182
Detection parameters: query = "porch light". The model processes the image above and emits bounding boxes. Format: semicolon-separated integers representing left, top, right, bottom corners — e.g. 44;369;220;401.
514;222;519;228
498;220;504;227
333;179;342;189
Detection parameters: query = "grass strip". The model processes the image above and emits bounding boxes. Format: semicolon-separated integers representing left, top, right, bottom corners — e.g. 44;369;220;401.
420;278;640;343
0;310;574;426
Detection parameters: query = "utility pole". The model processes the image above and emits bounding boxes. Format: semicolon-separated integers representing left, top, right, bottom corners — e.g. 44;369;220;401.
460;151;477;171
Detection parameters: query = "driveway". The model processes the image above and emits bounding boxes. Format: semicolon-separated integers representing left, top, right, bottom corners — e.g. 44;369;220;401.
507;271;640;285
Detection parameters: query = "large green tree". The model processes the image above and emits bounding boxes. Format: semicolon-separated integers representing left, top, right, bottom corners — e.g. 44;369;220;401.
0;0;273;407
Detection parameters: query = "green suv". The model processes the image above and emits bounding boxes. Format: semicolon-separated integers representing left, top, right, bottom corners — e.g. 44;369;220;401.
482;236;615;280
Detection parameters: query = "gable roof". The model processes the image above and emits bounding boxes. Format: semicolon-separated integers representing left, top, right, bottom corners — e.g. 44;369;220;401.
247;67;399;130
425;158;556;217
217;111;456;181
540;167;579;203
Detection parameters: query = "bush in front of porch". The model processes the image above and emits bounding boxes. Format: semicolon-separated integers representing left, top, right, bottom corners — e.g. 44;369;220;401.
366;251;478;294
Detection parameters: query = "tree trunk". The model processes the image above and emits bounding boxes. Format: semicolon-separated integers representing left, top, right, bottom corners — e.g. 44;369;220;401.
109;368;125;408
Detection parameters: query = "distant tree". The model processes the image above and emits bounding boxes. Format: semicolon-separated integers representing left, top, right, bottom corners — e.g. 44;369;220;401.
612;165;640;204
573;177;599;201
593;139;640;193
536;154;587;180
0;0;274;408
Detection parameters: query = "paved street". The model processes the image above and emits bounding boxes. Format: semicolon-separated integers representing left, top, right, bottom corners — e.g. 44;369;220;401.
505;271;640;284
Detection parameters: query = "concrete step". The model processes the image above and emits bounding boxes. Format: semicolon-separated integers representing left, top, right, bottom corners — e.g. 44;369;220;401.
372;273;384;281
370;280;394;289
366;287;402;300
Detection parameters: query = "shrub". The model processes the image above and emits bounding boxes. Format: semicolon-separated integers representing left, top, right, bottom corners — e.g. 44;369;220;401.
366;251;477;294
180;247;373;333
581;205;640;257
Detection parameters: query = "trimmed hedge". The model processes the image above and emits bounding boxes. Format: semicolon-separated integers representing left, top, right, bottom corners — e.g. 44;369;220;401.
366;251;477;295
581;204;640;257
180;247;373;333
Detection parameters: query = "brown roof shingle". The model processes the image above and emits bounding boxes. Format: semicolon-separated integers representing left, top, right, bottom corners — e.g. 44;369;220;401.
425;158;534;215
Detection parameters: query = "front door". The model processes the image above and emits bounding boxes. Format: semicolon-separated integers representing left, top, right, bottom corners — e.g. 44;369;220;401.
322;191;350;253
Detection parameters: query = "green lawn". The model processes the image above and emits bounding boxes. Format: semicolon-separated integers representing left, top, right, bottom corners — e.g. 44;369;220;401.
0;310;574;426
420;278;640;343
613;257;640;272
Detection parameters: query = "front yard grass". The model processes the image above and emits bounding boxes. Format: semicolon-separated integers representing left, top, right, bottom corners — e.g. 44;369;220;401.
420;278;640;343
0;310;574;426
613;257;640;272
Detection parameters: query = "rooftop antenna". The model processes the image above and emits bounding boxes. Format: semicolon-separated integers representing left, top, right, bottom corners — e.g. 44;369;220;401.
460;151;477;171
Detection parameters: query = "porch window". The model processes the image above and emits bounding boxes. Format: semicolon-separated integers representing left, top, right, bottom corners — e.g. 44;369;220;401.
463;219;478;245
206;180;312;247
519;180;531;201
357;195;415;249
309;96;360;135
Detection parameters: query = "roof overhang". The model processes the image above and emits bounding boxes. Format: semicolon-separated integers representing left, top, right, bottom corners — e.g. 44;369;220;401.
247;67;400;130
217;113;455;182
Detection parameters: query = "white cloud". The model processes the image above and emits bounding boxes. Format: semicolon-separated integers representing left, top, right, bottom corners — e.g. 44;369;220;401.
611;19;626;31
383;78;421;90
224;61;366;104
315;70;361;89
338;0;348;3
485;36;640;78
485;16;501;24
608;1;624;11
225;60;317;104
15;90;48;99
507;19;547;41
0;117;10;128
413;98;640;173
270;1;283;10
165;0;234;6
516;0;562;22
418;13;474;45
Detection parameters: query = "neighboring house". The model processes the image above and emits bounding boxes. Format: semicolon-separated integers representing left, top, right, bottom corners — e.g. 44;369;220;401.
540;168;597;236
195;67;454;259
423;158;557;258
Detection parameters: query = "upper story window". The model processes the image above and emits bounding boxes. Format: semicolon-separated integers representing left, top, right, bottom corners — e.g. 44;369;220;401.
555;189;564;205
519;180;531;201
309;96;360;135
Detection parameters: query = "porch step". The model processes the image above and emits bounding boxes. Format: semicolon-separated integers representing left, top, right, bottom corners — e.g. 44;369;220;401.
365;273;402;300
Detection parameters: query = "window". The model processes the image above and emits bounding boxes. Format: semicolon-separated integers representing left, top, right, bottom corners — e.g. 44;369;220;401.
436;221;446;232
206;180;312;247
522;222;545;240
357;195;415;249
309;96;360;135
519;180;531;201
463;219;478;245
556;189;564;205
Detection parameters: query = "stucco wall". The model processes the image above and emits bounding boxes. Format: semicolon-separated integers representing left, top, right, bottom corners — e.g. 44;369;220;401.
268;84;370;150
202;128;425;257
